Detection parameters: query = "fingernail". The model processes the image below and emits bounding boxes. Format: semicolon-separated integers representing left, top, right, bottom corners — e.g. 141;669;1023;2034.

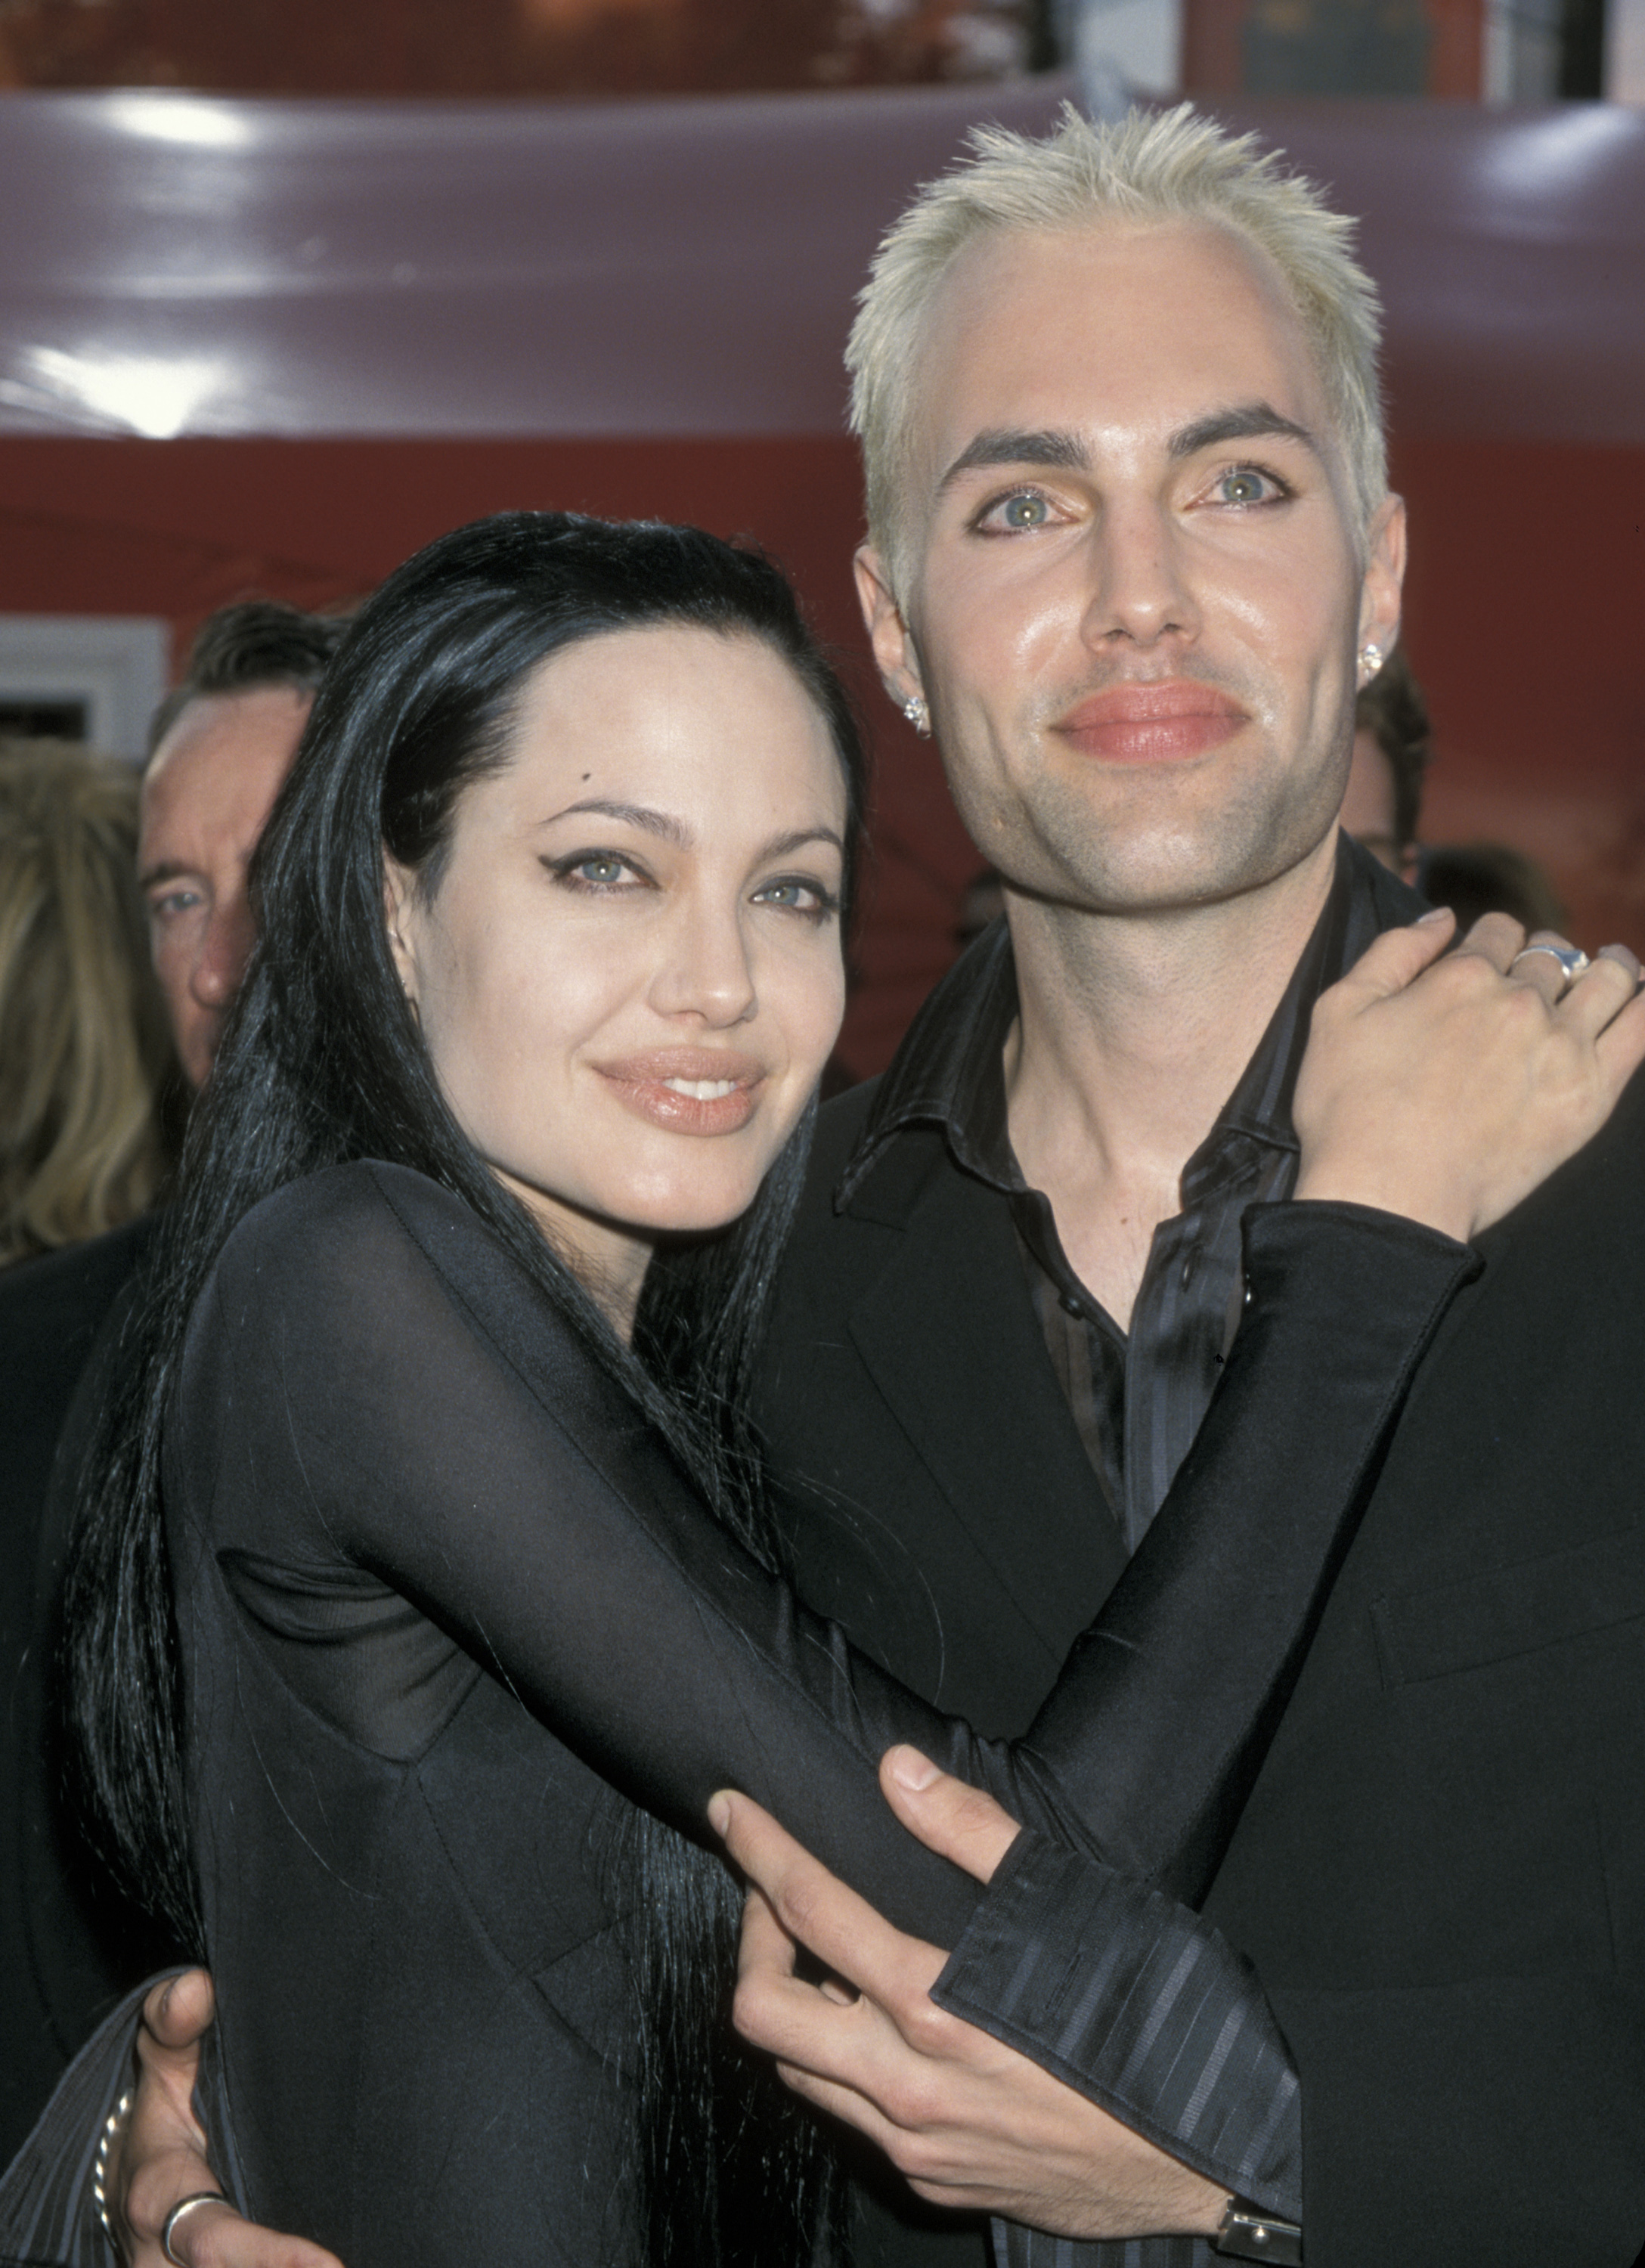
888;1746;938;1791
1417;907;1451;925
707;1794;731;1838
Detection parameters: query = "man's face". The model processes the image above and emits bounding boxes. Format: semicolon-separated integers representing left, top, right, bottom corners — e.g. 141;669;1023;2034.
857;219;1404;918
138;685;311;1086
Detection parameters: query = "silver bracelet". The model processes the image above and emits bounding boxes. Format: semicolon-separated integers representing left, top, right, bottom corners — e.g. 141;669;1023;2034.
91;2090;132;2253
161;2192;229;2266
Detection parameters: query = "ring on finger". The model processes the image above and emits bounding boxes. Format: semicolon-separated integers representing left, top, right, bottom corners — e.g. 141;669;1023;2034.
161;2192;229;2266
1509;942;1591;993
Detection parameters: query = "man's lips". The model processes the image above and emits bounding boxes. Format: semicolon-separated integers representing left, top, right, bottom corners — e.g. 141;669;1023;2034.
596;1049;767;1136
1052;682;1247;764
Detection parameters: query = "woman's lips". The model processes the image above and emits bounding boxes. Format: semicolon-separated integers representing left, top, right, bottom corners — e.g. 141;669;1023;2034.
1052;682;1247;764
596;1049;766;1136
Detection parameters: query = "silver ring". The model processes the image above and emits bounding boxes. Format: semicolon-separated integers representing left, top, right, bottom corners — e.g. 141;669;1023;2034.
161;2192;228;2266
1510;943;1591;990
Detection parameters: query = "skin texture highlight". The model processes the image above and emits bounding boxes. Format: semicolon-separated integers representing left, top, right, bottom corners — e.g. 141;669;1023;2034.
386;624;849;1335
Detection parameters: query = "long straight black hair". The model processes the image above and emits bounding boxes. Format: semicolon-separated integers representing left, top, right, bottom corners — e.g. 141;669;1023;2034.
64;510;869;2268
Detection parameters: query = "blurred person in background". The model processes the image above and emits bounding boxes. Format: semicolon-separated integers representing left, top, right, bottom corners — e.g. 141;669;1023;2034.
1341;652;1568;938
0;600;344;2174
139;603;347;1090
1337;641;1429;881
0;739;175;1272
1419;841;1568;935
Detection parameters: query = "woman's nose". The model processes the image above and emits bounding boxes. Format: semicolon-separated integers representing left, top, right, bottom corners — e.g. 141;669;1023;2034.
648;900;757;1027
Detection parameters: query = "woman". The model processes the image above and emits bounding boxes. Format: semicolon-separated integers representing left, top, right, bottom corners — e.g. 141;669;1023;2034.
39;513;1637;2268
0;739;177;1269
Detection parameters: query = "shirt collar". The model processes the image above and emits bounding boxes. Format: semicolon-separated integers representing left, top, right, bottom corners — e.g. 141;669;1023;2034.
837;833;1422;1213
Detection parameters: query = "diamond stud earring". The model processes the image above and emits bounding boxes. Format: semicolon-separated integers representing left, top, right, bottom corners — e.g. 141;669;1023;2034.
902;693;931;736
1357;643;1385;684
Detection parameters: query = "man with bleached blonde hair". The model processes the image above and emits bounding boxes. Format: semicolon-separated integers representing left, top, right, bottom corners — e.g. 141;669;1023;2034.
717;98;1645;2268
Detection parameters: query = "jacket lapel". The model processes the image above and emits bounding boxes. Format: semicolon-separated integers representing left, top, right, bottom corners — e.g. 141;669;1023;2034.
845;1151;1130;1675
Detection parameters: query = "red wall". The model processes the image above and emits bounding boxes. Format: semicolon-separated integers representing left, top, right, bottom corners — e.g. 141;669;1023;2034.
3;429;1640;1074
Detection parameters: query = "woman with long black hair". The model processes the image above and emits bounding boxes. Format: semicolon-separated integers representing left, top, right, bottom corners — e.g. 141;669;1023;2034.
16;512;1636;2268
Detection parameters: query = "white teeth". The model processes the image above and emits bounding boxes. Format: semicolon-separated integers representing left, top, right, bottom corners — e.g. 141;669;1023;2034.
663;1078;739;1100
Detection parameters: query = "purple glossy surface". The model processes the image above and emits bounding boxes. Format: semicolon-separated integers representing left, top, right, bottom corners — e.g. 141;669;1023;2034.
1;81;1641;442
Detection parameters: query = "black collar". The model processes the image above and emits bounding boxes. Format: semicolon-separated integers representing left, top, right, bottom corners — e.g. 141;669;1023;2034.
838;834;1423;1215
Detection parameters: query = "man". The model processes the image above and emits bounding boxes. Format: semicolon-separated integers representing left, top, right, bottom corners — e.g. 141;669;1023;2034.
710;107;1645;2268
84;109;1645;2268
0;601;343;2168
1339;643;1428;879
138;603;343;1089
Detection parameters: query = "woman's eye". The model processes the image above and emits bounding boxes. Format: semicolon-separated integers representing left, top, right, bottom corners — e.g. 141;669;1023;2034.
547;850;646;892
753;877;838;921
978;489;1054;534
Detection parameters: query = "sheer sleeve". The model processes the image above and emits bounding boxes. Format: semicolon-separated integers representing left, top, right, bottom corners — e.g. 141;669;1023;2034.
178;1162;1476;1950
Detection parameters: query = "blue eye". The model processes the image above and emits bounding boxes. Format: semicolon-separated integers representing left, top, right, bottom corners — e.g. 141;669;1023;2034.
753;876;838;922
544;849;649;894
998;491;1050;529
1215;467;1280;506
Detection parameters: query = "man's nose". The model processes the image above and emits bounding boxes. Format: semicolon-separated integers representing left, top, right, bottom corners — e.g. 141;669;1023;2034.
1080;496;1197;650
648;898;758;1027
190;888;257;1009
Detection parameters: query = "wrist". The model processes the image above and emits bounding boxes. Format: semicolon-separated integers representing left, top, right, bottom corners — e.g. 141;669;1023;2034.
1292;1163;1472;1243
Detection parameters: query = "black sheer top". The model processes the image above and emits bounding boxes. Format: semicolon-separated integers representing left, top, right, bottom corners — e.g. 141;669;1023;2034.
166;1160;1474;2267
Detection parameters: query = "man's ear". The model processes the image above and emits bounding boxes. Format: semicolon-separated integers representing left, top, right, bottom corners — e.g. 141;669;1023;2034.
1358;491;1406;660
853;543;926;714
383;853;420;1009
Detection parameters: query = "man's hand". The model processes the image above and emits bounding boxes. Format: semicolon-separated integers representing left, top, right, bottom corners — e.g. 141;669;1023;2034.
709;1749;1228;2242
110;1970;340;2268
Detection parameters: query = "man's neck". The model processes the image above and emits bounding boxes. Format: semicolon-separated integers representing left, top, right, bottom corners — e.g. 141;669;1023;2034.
1003;834;1339;1330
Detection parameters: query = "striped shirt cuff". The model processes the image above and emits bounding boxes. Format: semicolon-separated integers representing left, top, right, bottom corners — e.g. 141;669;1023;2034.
932;1830;1303;2224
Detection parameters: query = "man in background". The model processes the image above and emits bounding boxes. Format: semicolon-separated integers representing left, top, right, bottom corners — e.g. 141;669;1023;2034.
0;601;344;2168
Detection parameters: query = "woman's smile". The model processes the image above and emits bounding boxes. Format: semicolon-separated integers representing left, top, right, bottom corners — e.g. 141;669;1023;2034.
595;1046;768;1135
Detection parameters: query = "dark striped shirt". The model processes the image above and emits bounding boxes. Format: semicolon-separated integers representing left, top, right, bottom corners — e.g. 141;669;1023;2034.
838;838;1399;2266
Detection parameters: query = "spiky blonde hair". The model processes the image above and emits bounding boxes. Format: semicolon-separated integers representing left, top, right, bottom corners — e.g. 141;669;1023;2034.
847;103;1386;589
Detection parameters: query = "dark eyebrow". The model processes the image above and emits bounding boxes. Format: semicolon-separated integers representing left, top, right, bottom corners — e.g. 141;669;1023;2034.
541;798;692;848
1167;402;1320;461
758;827;845;863
937;427;1090;494
137;860;198;891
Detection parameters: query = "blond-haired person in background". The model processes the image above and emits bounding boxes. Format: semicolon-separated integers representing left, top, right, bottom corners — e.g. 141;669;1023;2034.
0;740;175;1270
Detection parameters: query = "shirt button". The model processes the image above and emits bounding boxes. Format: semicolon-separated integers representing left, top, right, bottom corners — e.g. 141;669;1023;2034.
1061;1293;1083;1318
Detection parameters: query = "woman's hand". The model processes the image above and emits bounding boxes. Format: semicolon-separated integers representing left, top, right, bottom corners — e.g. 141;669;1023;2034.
1293;910;1645;1242
108;1972;340;2268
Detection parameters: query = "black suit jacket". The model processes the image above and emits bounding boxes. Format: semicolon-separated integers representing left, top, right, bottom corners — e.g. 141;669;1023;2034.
754;1070;1645;2268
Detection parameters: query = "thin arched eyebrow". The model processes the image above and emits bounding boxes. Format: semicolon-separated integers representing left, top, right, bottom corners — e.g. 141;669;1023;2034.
541;798;692;847
541;801;844;866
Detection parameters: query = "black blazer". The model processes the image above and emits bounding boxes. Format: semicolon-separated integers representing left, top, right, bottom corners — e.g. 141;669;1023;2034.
754;1075;1645;2268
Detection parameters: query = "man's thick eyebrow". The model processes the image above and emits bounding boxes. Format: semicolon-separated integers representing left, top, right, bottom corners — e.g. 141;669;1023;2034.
937;428;1090;493
541;798;692;847
1168;403;1320;461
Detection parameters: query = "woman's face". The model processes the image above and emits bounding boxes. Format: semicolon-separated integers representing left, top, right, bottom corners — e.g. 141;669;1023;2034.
386;624;850;1328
